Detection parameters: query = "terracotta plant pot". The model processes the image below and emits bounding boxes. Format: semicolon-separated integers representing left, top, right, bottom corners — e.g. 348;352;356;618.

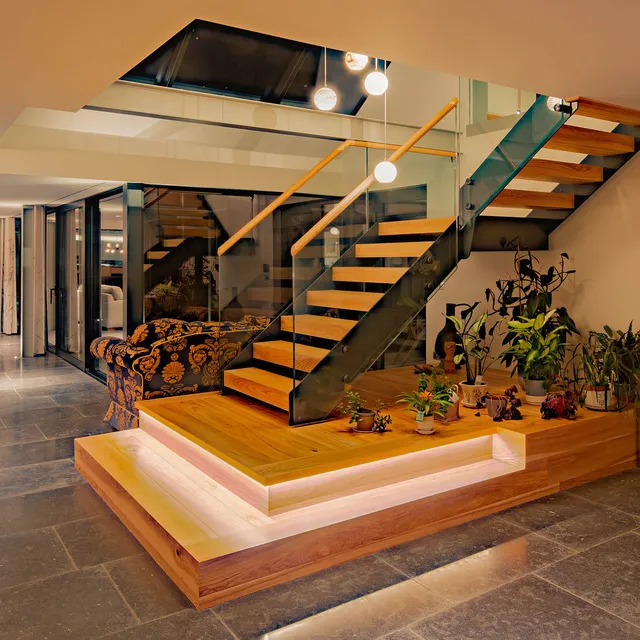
436;386;461;423
355;410;375;431
525;379;547;405
584;385;618;411
460;381;488;408
486;395;507;418
416;414;435;435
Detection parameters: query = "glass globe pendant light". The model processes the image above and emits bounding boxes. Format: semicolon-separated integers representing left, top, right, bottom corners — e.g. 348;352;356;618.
365;58;388;96
374;62;396;184
344;52;368;72
313;48;338;111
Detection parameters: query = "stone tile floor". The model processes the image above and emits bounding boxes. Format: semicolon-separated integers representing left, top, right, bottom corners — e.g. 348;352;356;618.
0;334;638;639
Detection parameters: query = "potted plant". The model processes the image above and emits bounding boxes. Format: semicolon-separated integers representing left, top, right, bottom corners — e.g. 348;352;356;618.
427;372;460;422
397;387;453;435
447;303;497;407
501;310;567;405
581;324;640;411
339;391;392;432
486;385;523;422
485;393;507;419
541;390;578;420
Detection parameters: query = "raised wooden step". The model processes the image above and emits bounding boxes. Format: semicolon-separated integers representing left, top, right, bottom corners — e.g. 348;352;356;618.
162;227;220;238
518;159;604;184
355;241;432;259
492;189;575;210
378;217;455;236
545;125;634;156
224;367;294;411
253;340;328;373
163;239;185;248
146;251;169;260
307;290;383;312
332;266;407;284
144;264;153;272
281;315;357;341
572;97;640;126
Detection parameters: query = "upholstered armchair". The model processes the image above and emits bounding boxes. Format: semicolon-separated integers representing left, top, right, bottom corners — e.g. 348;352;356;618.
90;316;270;430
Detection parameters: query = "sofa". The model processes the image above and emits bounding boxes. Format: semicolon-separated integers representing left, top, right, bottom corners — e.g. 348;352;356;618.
101;285;124;329
90;316;270;430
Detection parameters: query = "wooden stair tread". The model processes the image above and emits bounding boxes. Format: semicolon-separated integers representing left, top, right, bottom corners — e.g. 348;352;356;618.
545;125;634;156
332;266;407;284
163;239;185;248
253;340;328;373
378;217;454;236
355;241;432;258
307;290;383;312
281;315;356;341
572;97;640;126
163;227;220;238
518;158;603;184
224;367;295;411
146;251;169;260
492;189;575;210
144;264;153;272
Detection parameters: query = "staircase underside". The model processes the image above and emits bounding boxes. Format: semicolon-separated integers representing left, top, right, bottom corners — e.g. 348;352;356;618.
75;369;636;609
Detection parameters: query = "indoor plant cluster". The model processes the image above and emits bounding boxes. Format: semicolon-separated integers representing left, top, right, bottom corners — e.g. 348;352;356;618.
339;391;392;432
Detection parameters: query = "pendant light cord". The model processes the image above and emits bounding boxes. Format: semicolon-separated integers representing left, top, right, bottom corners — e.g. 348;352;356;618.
384;59;387;159
324;47;327;86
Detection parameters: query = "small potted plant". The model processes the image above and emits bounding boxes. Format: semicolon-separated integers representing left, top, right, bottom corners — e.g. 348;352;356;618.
485;392;507;419
397;387;453;435
447;303;497;407
541;390;578;420
501;310;567;405
414;371;460;422
339;391;392;432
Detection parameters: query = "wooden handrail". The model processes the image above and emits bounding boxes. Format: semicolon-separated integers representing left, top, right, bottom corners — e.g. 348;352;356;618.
217;136;456;256
290;97;459;257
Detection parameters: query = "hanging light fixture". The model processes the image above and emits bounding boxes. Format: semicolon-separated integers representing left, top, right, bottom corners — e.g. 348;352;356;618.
313;48;338;111
365;58;388;96
374;61;396;184
344;52;368;72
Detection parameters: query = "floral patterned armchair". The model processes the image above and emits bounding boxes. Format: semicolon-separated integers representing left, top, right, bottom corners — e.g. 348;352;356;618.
90;316;270;430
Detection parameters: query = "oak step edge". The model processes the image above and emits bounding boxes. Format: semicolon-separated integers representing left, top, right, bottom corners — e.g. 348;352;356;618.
355;241;432;258
280;315;357;341
253;340;329;373
307;290;383;312
378;217;455;236
223;367;293;411
332;266;408;284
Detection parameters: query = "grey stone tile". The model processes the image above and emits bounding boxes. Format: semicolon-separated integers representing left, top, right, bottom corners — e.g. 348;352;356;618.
56;514;144;568
17;381;102;398
105;553;192;622
215;555;407;639
71;401;112;418
0;458;85;499
37;415;111;439
52;388;110;406
0;395;56;412
99;610;234;640
537;532;640;626
0;528;74;589
5;368;68;380
377;515;528;577
0;389;21;405
569;469;640;516
411;575;640;640
0;436;75;469
383;630;422;640
0;425;44;447
0;404;81;427
0;377;50;390
416;533;572;603
0;483;110;536
0;566;135;640
44;372;93;385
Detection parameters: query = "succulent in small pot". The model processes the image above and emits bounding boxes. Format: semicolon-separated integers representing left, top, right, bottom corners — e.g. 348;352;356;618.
397;386;453;435
339;391;392;432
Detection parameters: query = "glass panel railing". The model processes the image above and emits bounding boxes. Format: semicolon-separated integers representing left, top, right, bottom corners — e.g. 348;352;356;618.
290;149;459;424
460;95;574;226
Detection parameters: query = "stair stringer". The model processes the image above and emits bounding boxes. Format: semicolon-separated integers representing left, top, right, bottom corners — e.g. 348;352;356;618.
289;219;474;425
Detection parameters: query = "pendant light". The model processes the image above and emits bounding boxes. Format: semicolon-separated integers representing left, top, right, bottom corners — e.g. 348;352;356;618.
344;52;368;72
365;58;388;96
374;61;397;184
313;48;338;111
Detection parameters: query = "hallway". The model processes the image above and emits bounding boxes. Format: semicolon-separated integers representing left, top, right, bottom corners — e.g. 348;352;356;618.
0;335;638;639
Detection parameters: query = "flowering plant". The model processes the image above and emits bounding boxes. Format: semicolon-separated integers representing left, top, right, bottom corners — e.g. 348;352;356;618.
397;388;453;417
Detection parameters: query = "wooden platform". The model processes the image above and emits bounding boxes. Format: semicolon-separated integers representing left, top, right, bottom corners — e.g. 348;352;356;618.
75;368;638;610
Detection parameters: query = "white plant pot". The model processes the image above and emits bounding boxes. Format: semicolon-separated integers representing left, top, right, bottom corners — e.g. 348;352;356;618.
460;382;488;408
416;414;435;435
525;379;547;405
585;386;618;411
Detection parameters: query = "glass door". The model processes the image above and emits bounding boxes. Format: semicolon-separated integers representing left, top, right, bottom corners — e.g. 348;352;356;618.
45;212;57;352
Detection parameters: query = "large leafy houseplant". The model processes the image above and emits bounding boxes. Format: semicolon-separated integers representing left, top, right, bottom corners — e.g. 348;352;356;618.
501;310;568;404
485;249;578;370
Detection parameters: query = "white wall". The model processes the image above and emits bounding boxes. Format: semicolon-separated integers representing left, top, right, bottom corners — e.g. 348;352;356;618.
550;152;640;334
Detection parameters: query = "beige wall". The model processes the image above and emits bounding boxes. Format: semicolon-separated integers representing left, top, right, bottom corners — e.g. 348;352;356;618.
550;152;640;334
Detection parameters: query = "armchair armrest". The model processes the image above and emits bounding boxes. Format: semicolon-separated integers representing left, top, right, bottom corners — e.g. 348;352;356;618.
90;337;150;368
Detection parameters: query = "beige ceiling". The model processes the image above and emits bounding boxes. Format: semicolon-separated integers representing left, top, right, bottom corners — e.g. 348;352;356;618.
2;0;640;136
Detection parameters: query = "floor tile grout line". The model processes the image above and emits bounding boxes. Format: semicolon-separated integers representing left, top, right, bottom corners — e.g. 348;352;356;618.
567;488;640;519
375;554;415;580
533;521;640;555
34;424;49;440
51;524;79;571
100;563;143;627
0;566;79;595
212;610;242;640
533;574;640;630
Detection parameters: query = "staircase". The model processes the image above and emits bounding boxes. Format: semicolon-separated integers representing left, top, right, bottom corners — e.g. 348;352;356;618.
221;96;640;425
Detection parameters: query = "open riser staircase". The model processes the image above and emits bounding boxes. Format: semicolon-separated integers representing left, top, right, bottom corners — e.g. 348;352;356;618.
220;96;640;425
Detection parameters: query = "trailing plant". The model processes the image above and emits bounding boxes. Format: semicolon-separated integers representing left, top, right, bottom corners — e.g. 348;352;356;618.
490;385;523;422
397;388;453;418
447;302;498;384
484;248;578;368
501;310;568;384
541;390;578;420
338;391;392;432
